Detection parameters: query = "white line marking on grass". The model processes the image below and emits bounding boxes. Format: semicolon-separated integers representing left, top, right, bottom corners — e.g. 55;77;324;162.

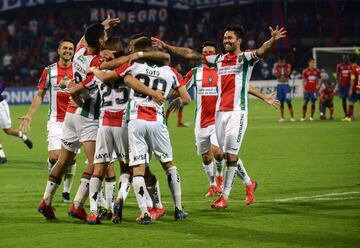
120;191;360;206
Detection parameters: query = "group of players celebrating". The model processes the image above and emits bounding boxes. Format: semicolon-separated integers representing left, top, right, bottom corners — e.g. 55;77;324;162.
20;16;286;224
273;55;360;122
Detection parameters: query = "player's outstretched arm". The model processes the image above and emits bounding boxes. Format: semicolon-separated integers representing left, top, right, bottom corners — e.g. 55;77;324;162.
256;26;287;58
124;75;166;105
19;89;46;133
87;67;118;82
100;51;171;70
249;84;279;108
151;37;202;61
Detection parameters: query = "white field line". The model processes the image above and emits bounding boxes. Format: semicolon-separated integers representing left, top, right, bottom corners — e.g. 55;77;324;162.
120;191;360;206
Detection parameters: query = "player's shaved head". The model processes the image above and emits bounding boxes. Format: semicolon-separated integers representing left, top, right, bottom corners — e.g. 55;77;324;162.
133;36;152;52
85;23;106;48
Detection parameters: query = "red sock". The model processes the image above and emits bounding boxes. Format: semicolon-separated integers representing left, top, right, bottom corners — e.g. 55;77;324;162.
330;107;334;116
177;109;183;125
288;105;294;118
348;105;354;118
310;104;315;118
280;106;284;118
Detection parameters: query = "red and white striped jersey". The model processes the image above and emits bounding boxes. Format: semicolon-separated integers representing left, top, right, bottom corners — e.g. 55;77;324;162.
183;65;217;128
38;62;72;122
205;51;259;112
115;61;181;122
96;75;130;127
69;46;102;120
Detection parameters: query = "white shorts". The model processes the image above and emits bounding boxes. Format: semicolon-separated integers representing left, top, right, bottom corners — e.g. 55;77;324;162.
94;121;129;164
128;119;173;166
0;100;11;129
47;121;63;151
194;124;219;155
215;111;248;155
62;112;98;153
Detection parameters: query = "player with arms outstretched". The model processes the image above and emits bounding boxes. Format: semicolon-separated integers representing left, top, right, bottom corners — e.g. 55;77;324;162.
301;58;322;121
152;25;283;209
273;56;295;122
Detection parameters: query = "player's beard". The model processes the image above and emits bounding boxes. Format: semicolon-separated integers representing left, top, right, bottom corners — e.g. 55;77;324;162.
224;43;236;53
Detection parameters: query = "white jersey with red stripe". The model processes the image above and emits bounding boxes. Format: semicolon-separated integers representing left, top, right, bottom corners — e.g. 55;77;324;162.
69;46;102;120
38;62;72;122
96;75;130;127
115;61;181;122
183;64;217;128
205;51;259;112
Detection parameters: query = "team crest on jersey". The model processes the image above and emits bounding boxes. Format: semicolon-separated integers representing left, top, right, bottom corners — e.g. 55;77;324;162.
238;55;243;63
78;55;86;64
208;76;213;84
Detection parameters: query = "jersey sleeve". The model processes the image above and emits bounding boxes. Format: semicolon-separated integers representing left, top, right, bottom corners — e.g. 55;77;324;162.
170;67;182;90
286;64;292;75
317;69;322;78
37;68;49;89
243;50;259;65
114;62;132;78
182;69;194;90
204;53;220;67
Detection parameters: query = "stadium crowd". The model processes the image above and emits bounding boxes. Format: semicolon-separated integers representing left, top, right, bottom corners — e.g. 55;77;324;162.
0;1;358;86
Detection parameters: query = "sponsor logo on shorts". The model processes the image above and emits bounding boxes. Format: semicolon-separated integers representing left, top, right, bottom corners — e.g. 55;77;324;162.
133;153;147;162
116;152;129;160
95;152;112;160
237;113;245;143
61;139;73;147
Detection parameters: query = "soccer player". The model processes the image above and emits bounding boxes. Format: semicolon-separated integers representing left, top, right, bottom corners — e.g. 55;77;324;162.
152;25;284;209
0;80;32;164
36;17;120;221
93;36;191;223
180;41;225;197
19;39;76;202
319;82;335;120
336;55;352;118
85;36;166;224
345;58;360;121
301;58;322;121
273;56;295;122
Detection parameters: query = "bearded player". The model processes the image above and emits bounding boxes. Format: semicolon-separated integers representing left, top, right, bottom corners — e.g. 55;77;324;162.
152;25;283;209
20;39;76;202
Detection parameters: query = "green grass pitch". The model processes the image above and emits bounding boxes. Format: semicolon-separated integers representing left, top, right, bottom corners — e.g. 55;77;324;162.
0;98;359;247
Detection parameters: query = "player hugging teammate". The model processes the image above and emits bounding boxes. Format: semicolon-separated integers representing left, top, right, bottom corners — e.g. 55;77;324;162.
33;14;287;224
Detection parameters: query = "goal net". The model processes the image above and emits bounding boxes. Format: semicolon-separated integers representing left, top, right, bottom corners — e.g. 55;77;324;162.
312;47;359;82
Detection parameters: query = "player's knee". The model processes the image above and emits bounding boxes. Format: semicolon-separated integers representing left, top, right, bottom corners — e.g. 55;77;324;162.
161;161;174;171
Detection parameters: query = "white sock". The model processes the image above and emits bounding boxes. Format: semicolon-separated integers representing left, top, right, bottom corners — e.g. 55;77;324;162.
63;163;76;193
222;165;237;200
147;180;163;209
73;177;90;209
43;180;60;205
214;158;225;177
89;177;102;214
132;176;149;216
117;173;131;202
144;187;153;209
203;162;216;186
105;178;116;211
166;166;182;210
236;159;251;186
18;131;28;141
0;144;6;158
98;185;106;208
